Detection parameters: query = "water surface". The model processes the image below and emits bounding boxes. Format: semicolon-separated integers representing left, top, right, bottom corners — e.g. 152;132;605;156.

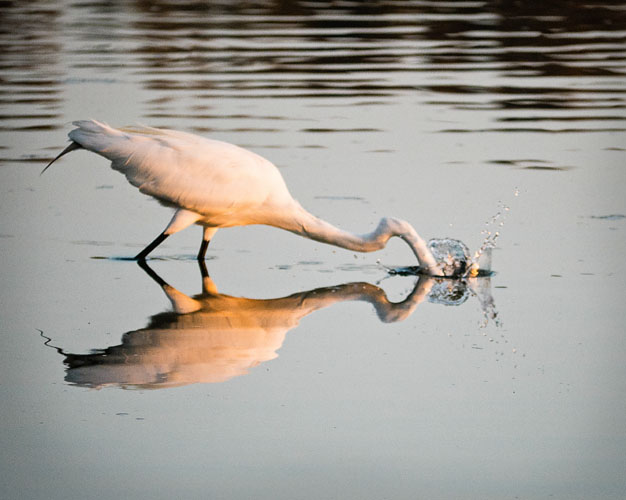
1;1;625;499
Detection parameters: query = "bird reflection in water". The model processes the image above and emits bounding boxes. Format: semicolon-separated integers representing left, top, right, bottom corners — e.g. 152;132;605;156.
43;261;498;390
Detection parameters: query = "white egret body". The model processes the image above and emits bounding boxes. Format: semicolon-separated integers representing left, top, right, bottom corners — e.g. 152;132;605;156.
44;120;441;273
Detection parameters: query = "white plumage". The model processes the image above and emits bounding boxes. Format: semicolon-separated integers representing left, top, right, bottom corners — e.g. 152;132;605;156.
44;120;443;274
70;121;290;223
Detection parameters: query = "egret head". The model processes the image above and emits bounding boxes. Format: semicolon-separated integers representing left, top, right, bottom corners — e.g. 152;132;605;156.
427;238;472;277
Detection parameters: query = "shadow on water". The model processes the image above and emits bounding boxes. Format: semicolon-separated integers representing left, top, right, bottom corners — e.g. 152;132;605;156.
40;260;498;390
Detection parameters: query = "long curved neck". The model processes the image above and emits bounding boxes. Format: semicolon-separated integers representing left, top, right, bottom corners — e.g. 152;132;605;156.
274;204;441;274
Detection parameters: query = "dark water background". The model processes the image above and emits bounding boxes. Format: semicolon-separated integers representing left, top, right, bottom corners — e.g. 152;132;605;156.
1;1;625;499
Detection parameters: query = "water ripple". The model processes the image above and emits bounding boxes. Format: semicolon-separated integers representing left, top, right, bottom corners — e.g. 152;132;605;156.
0;1;624;137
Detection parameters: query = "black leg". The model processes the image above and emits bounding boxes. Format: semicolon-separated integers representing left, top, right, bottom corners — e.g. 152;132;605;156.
135;231;169;261
197;238;210;261
198;258;209;279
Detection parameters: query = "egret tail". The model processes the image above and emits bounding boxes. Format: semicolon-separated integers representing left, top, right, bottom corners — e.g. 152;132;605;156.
41;141;83;175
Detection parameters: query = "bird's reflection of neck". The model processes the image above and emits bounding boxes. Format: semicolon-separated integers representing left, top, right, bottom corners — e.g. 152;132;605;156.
60;261;434;390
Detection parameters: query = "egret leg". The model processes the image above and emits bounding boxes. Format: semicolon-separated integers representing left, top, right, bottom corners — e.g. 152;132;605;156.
197;239;210;261
136;208;203;260
135;232;169;261
197;227;218;261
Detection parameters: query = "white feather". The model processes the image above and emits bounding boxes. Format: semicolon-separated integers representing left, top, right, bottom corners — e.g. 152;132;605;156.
69;120;292;225
49;120;443;274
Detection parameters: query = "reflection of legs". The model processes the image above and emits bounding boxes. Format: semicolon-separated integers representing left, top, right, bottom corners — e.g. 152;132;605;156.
136;258;168;287
197;227;218;261
137;258;202;314
198;258;209;279
135;209;202;261
197;253;218;295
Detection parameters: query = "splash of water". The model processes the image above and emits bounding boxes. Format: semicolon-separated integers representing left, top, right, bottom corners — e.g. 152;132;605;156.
427;237;472;277
426;237;494;278
386;188;518;277
427;279;470;306
385;238;493;278
466;188;518;276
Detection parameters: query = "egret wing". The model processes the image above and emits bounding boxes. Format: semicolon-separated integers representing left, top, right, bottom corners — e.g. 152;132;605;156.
69;121;292;220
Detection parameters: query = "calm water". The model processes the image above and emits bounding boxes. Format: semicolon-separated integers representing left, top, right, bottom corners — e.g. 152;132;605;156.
1;1;625;499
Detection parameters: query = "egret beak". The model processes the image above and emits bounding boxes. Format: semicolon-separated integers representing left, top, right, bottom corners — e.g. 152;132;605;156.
468;263;480;277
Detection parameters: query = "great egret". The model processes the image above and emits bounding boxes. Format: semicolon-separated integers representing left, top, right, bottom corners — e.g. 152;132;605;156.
43;120;442;274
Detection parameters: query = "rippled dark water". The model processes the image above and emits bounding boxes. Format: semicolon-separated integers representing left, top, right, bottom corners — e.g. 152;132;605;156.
1;1;625;140
1;2;625;499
